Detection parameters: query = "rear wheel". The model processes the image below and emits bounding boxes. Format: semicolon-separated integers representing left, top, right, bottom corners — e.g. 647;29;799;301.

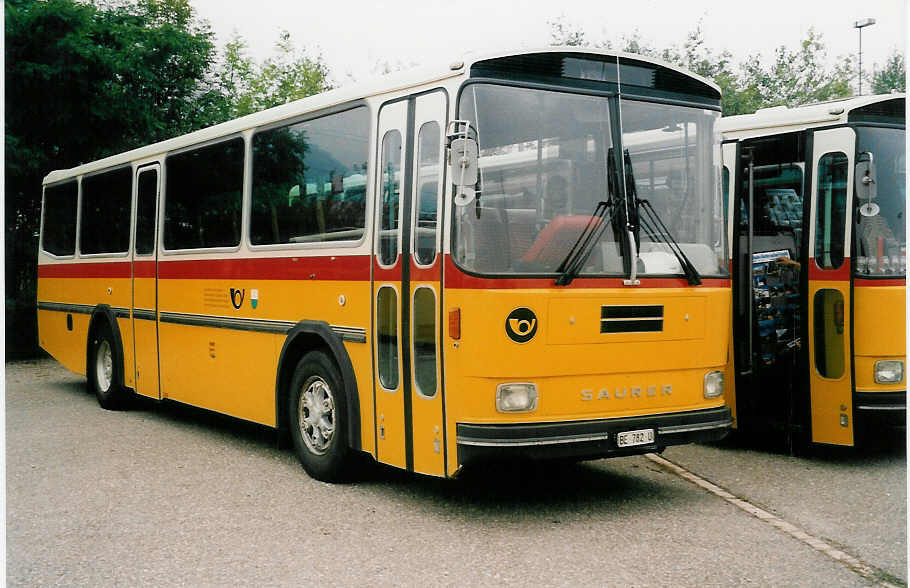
288;350;352;482
89;323;127;410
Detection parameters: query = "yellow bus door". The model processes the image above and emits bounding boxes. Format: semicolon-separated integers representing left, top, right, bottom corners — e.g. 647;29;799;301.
407;91;447;476
131;164;161;399
807;128;855;445
373;100;410;469
373;93;448;475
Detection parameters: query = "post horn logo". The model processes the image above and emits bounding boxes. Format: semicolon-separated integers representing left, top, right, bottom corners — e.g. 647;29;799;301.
229;288;245;310
505;307;538;343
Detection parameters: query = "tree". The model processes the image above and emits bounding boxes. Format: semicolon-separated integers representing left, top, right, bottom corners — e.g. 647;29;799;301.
872;51;906;94
5;0;221;356
214;30;332;119
739;29;853;109
546;20;855;115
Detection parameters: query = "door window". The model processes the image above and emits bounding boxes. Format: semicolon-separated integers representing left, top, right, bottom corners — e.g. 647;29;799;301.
814;152;848;270
378;130;402;267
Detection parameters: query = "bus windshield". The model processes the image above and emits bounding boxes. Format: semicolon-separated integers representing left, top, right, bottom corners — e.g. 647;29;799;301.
453;83;726;278
855;126;906;277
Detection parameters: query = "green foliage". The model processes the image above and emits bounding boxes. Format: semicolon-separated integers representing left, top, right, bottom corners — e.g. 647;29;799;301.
215;30;332;119
740;29;853;109
546;20;861;115
872;51;906;94
5;0;336;356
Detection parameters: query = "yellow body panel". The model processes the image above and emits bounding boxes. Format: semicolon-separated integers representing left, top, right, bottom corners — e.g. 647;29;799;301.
807;280;853;445
724;327;738;428
157;277;372;429
38;275;135;387
854;285;907;392
444;286;730;476
38;310;90;376
132;274;160;399
408;281;445;477
372;281;407;469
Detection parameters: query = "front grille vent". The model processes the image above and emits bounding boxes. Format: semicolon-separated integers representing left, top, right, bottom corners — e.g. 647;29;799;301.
601;305;664;333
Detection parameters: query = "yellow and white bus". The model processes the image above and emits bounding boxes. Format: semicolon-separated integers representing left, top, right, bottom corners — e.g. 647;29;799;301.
720;94;906;448
38;48;732;481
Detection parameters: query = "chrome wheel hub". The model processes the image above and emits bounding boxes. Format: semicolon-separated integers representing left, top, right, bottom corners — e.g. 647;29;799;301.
299;377;336;455
96;339;113;392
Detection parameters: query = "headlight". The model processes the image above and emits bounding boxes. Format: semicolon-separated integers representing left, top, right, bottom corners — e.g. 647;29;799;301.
874;360;904;384
704;371;724;399
496;383;538;413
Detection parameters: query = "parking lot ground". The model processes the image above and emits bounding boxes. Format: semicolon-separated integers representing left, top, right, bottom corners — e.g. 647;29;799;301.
6;358;906;586
661;431;907;583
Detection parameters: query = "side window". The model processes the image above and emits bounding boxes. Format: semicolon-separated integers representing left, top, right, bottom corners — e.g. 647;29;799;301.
164;137;244;250
414;121;441;266
813;289;845;379
80;167;132;255
814;152;848;270
377;130;402;266
377;286;399;390
250;107;369;245
412;287;437;397
41;180;78;256
135;169;158;256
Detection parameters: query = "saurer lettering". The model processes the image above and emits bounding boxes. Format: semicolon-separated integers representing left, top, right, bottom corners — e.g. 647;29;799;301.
581;385;672;401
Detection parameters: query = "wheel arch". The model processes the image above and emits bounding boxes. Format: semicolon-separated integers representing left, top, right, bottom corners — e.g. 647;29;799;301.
86;304;127;390
276;321;362;451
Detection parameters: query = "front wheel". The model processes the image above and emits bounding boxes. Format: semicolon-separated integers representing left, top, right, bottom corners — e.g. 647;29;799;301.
88;324;127;410
288;350;353;482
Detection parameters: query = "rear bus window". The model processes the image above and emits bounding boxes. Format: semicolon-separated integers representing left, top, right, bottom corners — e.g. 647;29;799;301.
250;107;369;246
164;137;245;250
80;167;132;255
41;181;78;256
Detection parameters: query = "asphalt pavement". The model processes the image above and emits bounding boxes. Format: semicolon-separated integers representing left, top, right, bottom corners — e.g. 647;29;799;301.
6;358;906;586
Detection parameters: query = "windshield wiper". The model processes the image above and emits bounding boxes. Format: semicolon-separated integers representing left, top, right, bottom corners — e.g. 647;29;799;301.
623;150;701;286
555;200;614;286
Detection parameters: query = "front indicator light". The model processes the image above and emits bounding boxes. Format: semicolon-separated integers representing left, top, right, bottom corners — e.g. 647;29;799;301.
874;360;904;384
496;383;538;413
704;371;724;399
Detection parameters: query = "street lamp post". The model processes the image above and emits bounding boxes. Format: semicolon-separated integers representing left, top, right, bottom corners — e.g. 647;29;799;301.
854;18;876;95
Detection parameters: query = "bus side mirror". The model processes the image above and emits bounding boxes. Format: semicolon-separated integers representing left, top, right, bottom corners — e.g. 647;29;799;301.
447;120;479;205
855;153;877;204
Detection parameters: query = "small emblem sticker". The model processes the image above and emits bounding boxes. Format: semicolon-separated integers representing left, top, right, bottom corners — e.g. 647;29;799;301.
505;307;538;343
229;288;245;310
251;289;259;310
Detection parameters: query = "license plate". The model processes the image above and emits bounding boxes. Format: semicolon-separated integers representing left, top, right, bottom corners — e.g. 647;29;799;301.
616;428;655;448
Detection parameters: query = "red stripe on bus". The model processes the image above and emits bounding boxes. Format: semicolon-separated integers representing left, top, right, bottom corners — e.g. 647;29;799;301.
133;261;156;278
807;258;851;281
854;278;907;287
410;261;441;282
156;256;371;281
443;257;730;289
38;261;131;279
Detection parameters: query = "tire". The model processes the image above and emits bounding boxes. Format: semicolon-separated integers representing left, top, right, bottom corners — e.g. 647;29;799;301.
288;350;352;482
88;323;127;410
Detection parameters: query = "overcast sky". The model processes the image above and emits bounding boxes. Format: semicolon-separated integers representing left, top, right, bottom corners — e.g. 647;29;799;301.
191;0;907;86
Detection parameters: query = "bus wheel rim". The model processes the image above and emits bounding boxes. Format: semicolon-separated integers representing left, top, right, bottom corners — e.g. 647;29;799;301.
299;377;335;455
96;339;113;392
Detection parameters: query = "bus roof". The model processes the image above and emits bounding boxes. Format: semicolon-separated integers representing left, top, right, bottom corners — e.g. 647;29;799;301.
43;46;720;185
718;93;906;137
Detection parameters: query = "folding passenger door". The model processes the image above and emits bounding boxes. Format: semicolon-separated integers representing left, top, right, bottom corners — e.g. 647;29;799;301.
372;91;447;475
131;163;161;399
806;127;855;445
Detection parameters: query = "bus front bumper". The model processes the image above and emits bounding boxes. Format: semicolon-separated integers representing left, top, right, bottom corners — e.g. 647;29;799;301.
456;406;732;465
855;391;906;427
